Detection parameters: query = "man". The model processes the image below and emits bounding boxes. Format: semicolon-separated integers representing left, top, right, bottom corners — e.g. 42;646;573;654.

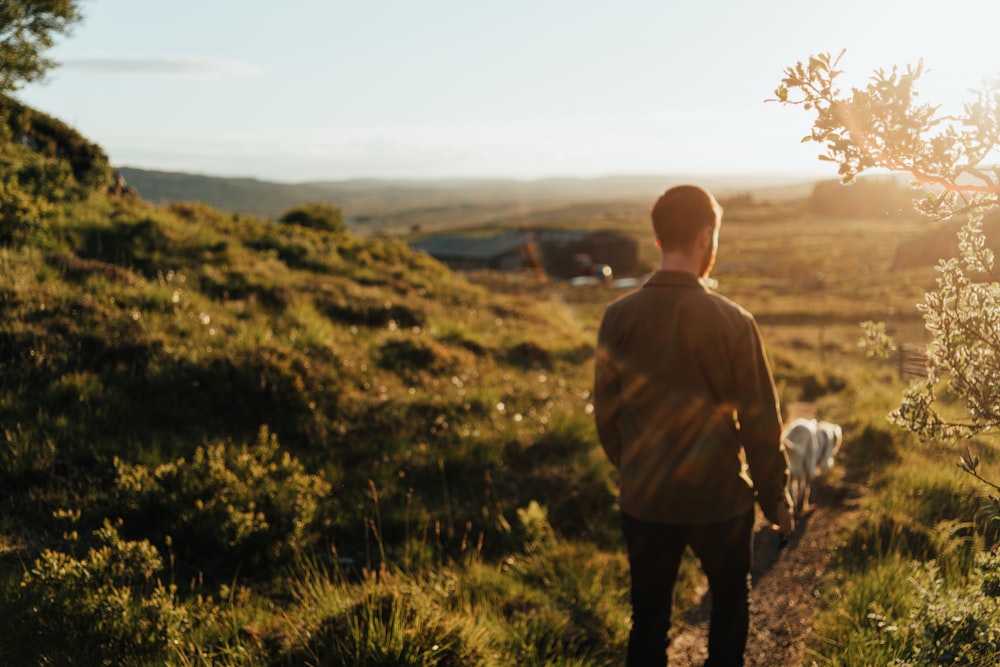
593;185;794;666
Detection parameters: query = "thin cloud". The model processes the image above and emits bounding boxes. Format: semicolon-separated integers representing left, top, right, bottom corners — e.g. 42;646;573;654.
60;55;262;79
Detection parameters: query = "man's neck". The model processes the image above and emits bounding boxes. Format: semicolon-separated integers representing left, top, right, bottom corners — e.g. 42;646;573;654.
659;251;701;276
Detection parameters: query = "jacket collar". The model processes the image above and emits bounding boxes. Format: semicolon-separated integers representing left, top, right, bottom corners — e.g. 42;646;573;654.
644;270;709;290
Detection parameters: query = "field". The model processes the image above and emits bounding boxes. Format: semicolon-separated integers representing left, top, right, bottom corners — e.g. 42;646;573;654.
4;132;1000;665
456;202;1000;665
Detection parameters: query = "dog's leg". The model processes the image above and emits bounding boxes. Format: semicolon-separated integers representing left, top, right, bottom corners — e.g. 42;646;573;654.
793;472;806;516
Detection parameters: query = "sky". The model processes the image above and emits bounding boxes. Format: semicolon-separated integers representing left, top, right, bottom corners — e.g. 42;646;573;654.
15;0;1000;183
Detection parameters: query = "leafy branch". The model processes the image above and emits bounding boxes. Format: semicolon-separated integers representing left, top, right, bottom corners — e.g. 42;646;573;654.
0;0;82;95
771;50;1000;220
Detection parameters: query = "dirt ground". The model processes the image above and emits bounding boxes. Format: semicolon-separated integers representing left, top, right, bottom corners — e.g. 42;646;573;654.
664;477;860;667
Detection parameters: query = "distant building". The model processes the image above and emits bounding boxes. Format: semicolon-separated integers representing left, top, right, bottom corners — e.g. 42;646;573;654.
410;229;541;272
410;227;640;279
532;229;639;279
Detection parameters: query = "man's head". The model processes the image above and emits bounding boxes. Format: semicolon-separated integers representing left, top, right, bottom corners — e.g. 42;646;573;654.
651;185;722;278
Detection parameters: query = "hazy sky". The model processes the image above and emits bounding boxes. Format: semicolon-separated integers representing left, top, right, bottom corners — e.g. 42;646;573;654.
16;0;1000;182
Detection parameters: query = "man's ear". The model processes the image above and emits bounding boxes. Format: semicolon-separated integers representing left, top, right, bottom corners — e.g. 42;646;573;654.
654;237;662;250
696;225;713;249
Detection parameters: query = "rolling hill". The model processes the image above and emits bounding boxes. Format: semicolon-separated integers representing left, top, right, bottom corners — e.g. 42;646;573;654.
118;166;817;231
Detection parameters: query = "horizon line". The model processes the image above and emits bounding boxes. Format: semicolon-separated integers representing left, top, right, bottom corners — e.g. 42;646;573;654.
116;164;838;187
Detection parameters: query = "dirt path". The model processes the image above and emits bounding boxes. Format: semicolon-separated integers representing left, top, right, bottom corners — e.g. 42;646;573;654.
665;477;860;666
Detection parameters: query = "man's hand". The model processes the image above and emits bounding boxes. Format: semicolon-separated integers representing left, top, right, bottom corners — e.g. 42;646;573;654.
773;502;795;537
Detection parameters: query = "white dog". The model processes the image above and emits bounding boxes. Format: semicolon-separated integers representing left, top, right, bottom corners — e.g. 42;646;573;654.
781;418;843;513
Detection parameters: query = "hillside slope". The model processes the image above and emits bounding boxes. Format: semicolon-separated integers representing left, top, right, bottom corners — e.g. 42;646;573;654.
1;172;608;550
0;105;636;664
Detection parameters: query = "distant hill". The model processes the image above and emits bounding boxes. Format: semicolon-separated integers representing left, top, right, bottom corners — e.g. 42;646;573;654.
118;167;817;231
117;168;337;220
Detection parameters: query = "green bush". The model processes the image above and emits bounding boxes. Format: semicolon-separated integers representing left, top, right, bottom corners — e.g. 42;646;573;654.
115;427;331;577
4;519;188;666
0;96;110;189
890;557;1000;666
0;168;56;247
279;201;345;232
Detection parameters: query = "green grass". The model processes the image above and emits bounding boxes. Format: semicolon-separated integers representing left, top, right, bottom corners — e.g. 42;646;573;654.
6;112;1000;663
0;158;635;662
804;399;1000;664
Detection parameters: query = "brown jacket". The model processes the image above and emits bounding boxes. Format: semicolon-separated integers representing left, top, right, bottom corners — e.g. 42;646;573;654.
594;271;790;524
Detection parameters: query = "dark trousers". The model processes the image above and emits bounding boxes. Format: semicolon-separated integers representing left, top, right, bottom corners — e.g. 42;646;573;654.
622;508;755;667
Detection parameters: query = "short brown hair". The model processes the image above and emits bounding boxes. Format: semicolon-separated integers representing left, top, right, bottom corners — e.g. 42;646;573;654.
651;185;722;251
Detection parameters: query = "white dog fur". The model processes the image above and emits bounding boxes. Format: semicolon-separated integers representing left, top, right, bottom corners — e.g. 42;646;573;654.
781;418;843;513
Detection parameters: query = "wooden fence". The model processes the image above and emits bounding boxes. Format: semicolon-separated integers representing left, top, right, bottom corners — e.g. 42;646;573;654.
898;343;929;381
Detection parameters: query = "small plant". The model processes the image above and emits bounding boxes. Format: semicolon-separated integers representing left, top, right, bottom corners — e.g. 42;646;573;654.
115;426;330;577
290;566;497;667
516;501;555;553
4;518;188;666
497;539;630;664
0;162;57;247
279;201;345;233
889;559;1000;666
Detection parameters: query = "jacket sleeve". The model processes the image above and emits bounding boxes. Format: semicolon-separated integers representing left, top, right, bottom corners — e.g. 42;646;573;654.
593;315;623;467
735;317;792;524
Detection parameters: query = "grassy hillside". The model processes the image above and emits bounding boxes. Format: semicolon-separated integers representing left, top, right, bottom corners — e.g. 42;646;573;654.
2;115;630;664
5;102;1000;665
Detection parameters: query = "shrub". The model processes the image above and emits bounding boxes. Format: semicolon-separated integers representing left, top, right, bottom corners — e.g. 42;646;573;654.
0;171;55;247
0;97;111;189
279;201;345;233
4;519;188;666
115;427;331;577
890;558;1000;666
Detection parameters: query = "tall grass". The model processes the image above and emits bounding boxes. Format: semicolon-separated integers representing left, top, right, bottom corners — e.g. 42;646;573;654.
806;402;1000;664
286;520;630;667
